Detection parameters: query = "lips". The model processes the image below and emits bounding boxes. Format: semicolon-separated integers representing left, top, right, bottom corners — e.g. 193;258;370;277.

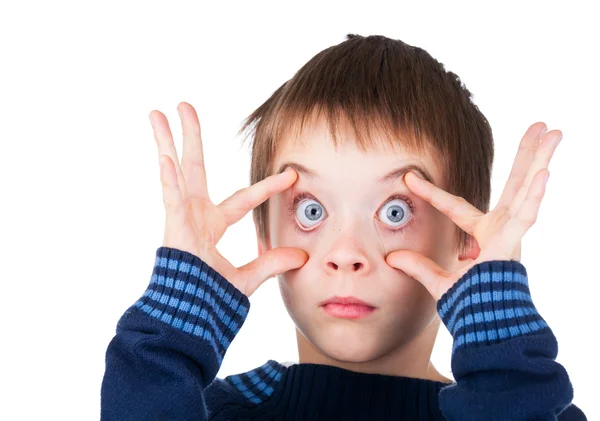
319;296;375;307
319;296;377;320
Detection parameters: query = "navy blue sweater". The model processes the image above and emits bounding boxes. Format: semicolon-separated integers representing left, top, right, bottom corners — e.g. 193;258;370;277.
101;247;587;420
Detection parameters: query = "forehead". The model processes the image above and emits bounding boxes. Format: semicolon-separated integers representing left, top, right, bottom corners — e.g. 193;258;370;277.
272;115;444;189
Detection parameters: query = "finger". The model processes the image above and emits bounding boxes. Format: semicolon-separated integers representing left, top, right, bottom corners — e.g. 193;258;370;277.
150;110;188;199
496;122;547;210
237;247;309;296
385;249;450;300
508;130;561;216
404;172;482;235
178;102;209;200
502;169;549;244
159;154;186;222
217;168;298;227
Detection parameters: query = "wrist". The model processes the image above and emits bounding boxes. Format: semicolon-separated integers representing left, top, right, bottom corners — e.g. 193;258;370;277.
131;246;251;364
437;260;549;355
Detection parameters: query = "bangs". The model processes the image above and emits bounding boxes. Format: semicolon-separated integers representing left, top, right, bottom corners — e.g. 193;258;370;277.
270;102;429;158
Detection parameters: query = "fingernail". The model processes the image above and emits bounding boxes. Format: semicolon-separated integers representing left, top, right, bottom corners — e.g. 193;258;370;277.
545;172;550;183
539;125;547;136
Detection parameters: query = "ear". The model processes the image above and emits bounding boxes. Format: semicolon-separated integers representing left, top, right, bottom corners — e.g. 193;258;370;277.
458;235;480;262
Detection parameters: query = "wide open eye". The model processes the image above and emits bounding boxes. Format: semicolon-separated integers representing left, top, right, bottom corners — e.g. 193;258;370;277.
377;198;412;228
296;198;325;228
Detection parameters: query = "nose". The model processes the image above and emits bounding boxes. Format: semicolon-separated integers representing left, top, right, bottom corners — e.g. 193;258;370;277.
321;219;379;275
324;247;371;274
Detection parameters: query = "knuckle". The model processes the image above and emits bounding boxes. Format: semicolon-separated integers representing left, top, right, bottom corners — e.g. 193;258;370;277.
519;212;536;225
164;195;185;211
183;155;205;168
446;203;459;219
188;126;202;137
162;199;178;210
496;203;510;215
160;175;170;189
236;186;254;209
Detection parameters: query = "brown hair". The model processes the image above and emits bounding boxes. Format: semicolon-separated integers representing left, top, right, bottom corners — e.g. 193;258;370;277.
238;33;494;257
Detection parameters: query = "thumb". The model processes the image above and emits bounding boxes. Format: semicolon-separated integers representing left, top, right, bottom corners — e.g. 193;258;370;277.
385;249;450;300
238;247;309;296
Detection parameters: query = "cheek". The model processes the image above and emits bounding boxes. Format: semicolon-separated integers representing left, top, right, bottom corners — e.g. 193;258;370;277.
278;268;315;302
272;224;315;252
277;276;293;308
383;275;432;306
425;213;457;267
277;272;320;326
373;213;435;254
377;274;437;329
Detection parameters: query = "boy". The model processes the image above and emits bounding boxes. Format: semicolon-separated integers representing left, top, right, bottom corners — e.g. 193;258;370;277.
101;34;586;420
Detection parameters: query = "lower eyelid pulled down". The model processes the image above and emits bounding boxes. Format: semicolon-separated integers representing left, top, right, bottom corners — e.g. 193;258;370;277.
287;193;417;235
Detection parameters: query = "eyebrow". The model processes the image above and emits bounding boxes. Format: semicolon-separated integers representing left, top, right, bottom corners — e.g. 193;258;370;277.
276;161;436;185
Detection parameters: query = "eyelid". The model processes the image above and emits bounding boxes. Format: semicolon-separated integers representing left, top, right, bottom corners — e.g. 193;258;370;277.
381;194;416;214
291;191;318;210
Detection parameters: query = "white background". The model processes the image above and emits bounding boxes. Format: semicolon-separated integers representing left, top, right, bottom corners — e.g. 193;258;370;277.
1;1;598;419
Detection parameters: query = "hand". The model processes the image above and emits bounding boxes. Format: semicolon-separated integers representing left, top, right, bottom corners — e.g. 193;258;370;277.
150;101;308;297
385;122;562;301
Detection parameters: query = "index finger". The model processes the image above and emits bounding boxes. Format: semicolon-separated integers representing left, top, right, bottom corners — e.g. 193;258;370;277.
217;168;298;227
404;171;482;235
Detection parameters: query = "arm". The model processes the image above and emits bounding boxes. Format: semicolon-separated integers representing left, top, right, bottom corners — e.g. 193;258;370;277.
437;259;584;421
381;125;586;420
100;247;250;421
100;102;306;420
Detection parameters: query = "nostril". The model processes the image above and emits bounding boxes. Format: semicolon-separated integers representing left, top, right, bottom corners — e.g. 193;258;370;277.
327;262;365;271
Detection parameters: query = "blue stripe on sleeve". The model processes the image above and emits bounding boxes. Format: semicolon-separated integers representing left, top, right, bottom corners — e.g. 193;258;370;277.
437;260;550;353
129;247;251;365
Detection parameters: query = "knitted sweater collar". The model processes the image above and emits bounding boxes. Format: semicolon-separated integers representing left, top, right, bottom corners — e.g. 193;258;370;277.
220;359;453;420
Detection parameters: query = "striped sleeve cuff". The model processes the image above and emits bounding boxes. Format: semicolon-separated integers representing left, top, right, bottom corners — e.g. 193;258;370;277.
132;246;250;365
437;260;551;355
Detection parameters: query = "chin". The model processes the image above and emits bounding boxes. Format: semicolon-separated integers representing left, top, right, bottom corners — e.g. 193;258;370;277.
313;325;386;363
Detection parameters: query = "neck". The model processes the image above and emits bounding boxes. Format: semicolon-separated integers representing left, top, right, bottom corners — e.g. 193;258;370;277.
296;314;453;383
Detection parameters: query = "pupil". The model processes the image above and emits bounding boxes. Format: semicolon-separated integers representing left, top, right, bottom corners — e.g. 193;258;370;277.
305;204;322;220
387;206;404;222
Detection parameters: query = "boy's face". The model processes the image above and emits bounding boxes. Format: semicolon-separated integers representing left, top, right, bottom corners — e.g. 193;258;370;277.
258;115;460;364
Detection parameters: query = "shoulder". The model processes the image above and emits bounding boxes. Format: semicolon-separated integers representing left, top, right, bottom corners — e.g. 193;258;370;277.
204;360;287;416
221;359;287;404
558;403;587;421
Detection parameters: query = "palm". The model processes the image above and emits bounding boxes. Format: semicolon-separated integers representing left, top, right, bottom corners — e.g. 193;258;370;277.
434;209;519;300
176;196;234;269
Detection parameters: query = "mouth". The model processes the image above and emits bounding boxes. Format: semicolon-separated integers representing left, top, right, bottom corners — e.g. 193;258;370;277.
319;296;377;319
